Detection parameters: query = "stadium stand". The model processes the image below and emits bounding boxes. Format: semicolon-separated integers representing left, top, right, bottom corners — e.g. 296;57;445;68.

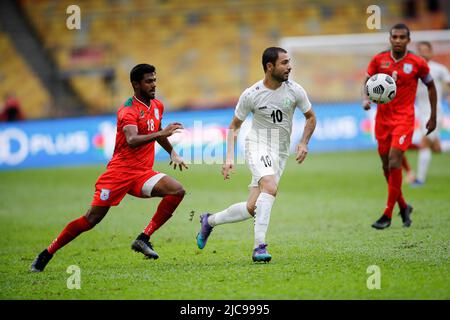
15;0;449;115
0;29;51;119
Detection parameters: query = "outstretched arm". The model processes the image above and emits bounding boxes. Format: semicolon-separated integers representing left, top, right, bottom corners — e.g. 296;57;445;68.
222;116;243;180
296;108;316;164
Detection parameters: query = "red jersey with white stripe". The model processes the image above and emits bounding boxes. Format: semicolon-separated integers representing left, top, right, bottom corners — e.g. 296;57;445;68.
366;50;431;126
107;96;164;171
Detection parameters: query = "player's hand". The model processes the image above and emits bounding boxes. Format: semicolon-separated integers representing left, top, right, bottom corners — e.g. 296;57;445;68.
362;99;372;111
222;162;234;180
160;122;183;138
296;143;308;164
426;117;437;135
169;150;188;171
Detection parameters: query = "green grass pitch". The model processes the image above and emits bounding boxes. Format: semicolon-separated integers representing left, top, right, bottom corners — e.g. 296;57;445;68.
0;150;449;299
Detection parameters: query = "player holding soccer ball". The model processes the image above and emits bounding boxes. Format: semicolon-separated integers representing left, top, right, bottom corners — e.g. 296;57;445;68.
196;47;316;262
362;23;437;229
31;64;188;272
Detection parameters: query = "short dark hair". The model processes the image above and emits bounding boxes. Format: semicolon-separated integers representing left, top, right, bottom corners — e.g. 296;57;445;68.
262;47;287;72
130;64;155;82
390;23;410;38
417;41;432;49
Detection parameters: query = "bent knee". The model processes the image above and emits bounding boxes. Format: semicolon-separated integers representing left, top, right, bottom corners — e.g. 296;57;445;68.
84;209;106;226
246;204;256;216
167;185;185;198
259;177;278;196
262;186;277;197
175;187;186;197
388;161;402;169
388;155;403;169
432;146;441;153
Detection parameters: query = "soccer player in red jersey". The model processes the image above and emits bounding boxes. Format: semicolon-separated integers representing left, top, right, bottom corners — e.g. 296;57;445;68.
362;23;437;229
31;64;188;272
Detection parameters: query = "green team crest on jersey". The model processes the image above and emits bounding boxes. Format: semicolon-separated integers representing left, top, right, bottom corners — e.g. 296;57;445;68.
283;98;292;108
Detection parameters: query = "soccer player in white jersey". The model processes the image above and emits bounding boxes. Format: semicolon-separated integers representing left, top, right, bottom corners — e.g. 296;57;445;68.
196;47;316;262
411;41;450;186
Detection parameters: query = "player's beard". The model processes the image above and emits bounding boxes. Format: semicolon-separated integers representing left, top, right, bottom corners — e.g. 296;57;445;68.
142;90;155;101
392;43;407;56
272;70;289;83
136;90;154;104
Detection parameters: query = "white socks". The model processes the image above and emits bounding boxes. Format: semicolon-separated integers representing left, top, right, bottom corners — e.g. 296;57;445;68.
208;202;252;227
417;148;432;182
206;193;276;250
254;193;276;249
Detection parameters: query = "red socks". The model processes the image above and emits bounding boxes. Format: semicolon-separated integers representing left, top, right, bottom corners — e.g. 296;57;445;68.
383;169;407;210
46;194;184;255
383;168;403;218
143;194;184;237
47;216;94;254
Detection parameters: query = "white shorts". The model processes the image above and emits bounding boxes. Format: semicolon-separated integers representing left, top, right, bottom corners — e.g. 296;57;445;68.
245;142;287;188
141;173;166;197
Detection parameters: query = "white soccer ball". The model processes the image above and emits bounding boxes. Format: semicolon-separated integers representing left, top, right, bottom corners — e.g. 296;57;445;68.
366;73;397;104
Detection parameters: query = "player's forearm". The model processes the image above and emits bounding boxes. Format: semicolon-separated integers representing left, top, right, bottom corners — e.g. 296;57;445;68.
428;84;437;118
299;113;316;146
225;117;243;164
225;129;237;164
127;131;162;148
157;135;173;155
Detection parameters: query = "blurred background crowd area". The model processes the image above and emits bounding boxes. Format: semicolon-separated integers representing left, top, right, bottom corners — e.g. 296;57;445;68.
0;0;448;120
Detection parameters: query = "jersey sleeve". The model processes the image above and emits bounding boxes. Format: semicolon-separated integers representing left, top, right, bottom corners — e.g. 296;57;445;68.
234;89;252;121
118;107;138;129
366;55;379;77
418;58;432;84
294;83;312;113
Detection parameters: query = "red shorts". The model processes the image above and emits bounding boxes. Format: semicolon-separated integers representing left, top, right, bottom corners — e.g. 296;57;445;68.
91;169;165;207
375;122;414;155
